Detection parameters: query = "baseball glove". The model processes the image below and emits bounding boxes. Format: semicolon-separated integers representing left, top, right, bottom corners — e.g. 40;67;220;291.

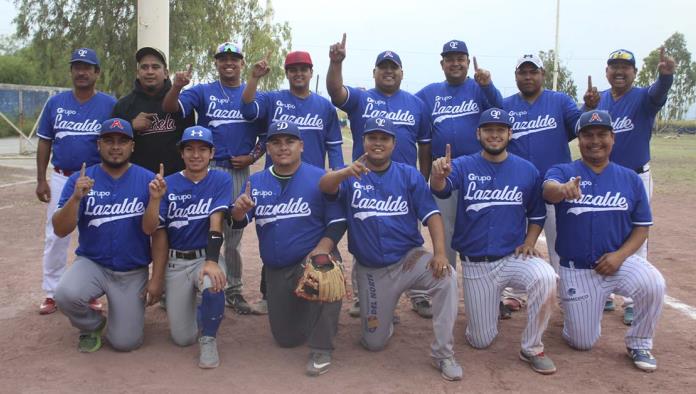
295;253;346;303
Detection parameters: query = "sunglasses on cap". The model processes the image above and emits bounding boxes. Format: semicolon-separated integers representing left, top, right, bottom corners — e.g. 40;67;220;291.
217;42;242;54
608;50;635;62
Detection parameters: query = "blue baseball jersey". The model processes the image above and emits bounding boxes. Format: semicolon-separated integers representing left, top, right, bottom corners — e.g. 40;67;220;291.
416;79;503;158
37;91;117;172
241;90;344;169
433;153;545;257
178;82;265;160
504;90;581;176
597;78;670;170
241;163;345;268
335;161;440;267
544;160;652;269
339;87;431;166
58;164;154;271
158;170;232;251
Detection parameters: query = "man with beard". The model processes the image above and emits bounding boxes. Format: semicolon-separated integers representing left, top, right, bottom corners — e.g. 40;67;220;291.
162;42;266;315
35;47;116;315
430;108;558;375
113;47;194;176
53;118;166;353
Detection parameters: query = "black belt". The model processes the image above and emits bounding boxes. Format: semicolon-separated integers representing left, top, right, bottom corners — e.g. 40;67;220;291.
462;255;505;263
54;167;76;176
168;249;205;260
635;163;650;174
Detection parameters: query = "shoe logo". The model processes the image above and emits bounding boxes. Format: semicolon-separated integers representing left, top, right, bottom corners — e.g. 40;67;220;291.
313;361;330;369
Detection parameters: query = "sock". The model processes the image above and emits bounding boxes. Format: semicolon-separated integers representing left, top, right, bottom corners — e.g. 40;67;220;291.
199;289;225;338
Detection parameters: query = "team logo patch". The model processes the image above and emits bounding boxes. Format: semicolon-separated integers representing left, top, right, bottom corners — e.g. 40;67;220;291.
490;109;501;119
589;112;603;123
567;288;576;296
276;121;289;130
190;129;203;137
367;315;379;333
375;118;386;127
78;48;88;57
110;119;124;129
383;51;394;58
449;41;459;49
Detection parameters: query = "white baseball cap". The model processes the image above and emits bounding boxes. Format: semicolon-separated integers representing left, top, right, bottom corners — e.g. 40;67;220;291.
515;54;544;70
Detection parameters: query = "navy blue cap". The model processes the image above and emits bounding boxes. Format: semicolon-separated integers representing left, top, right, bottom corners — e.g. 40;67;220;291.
607;49;636;67
267;121;302;139
478;108;512;128
575;110;614;135
100;118;133;138
363;117;396;137
441;40;468;56
179;126;215;147
375;51;402;68
70;48;99;67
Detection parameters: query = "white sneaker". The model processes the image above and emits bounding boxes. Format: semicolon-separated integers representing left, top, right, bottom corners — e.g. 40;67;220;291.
198;336;220;369
431;357;463;381
251;299;268;315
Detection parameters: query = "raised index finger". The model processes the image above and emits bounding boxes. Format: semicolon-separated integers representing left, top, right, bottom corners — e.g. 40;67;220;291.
587;75;593;90
186;63;193;74
341;33;346;48
244;180;251;196
159;163;164;177
80;162;86;177
659;46;665;62
445;143;451;163
473;56;479;71
264;49;273;61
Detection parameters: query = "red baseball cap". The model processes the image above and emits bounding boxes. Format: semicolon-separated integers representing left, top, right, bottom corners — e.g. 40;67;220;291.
284;51;313;68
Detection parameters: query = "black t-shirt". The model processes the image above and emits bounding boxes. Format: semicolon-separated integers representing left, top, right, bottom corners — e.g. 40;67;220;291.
112;79;194;175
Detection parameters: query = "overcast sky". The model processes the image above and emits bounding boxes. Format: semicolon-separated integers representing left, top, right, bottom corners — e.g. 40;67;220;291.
2;0;695;111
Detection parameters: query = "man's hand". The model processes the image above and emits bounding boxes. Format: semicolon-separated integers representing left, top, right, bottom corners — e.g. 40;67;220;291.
432;144;452;181
72;163;94;201
148;163;167;200
514;243;542;259
199;261;227;293
594;251;625;276
250;51;272;79
142;276;164;306
472;56;492;86
231;180;255;221
427;253;451;279
36;179;50;203
559;176;582;200
230;155;255;169
173;64;193;89
343;153;370;180
657;46;676;75
329;33;347;63
132;112;156;131
583;75;600;109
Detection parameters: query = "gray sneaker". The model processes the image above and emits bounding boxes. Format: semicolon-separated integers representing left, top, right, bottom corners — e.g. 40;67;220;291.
411;299;433;318
225;293;251;315
519;350;556;375
348;300;360;318
198;336;220;369
306;352;331;376
431;357;463;381
251;299;268;315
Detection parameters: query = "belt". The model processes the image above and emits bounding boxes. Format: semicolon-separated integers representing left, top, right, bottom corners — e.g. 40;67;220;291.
560;259;593;269
168;249;205;260
54;167;75;177
635;163;650;174
462;255;505;263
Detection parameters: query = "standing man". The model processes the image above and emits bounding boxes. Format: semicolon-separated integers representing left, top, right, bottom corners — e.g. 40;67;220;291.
319;117;462;382
585;48;675;322
415;39;503;316
430;108;558;375
53;118;165;353
113;47;194;176
500;53;582;314
241;50;344;170
35;47;116;315
327;34;432;317
543;110;665;372
231;121;345;376
143;126;231;369
163;42;267;314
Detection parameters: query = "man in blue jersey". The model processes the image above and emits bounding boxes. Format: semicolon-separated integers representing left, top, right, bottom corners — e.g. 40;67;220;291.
163;41;267;315
231;121;345;377
142;126;231;369
430;108;558;375
415;39;503;317
500;53;582;316
585;48;675;323
53;118;166;353
36;48;116;315
543;110;665;372
326;34;433;317
319;117;462;382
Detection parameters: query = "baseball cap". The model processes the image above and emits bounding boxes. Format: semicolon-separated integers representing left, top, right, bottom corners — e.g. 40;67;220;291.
100;118;133;139
70;48;100;67
178;126;215;148
285;51;313;68
516;54;544;70
375;51;402;68
267;121;301;140
363;117;396;137
478;108;512;128
441;40;468;56
215;41;244;59
136;47;167;68
575;110;614;135
607;49;636;66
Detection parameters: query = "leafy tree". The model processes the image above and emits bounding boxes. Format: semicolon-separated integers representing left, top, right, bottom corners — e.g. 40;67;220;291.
13;0;292;97
637;32;696;120
538;49;578;101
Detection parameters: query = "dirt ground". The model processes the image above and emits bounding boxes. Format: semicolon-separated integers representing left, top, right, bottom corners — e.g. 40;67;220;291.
0;156;695;393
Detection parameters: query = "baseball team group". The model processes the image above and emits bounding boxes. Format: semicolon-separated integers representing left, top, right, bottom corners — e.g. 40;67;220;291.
33;33;675;381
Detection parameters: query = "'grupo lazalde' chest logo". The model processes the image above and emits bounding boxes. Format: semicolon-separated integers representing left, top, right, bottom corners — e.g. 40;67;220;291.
166;194;213;229
54;107;102;139
252;189;312;227
565;186;628;215
511;114;558;139
350;182;409;220
463;174;523;212
85;194;145;227
361;99;415;126
432;97;479;124
272;101;324;130
206;95;248;127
